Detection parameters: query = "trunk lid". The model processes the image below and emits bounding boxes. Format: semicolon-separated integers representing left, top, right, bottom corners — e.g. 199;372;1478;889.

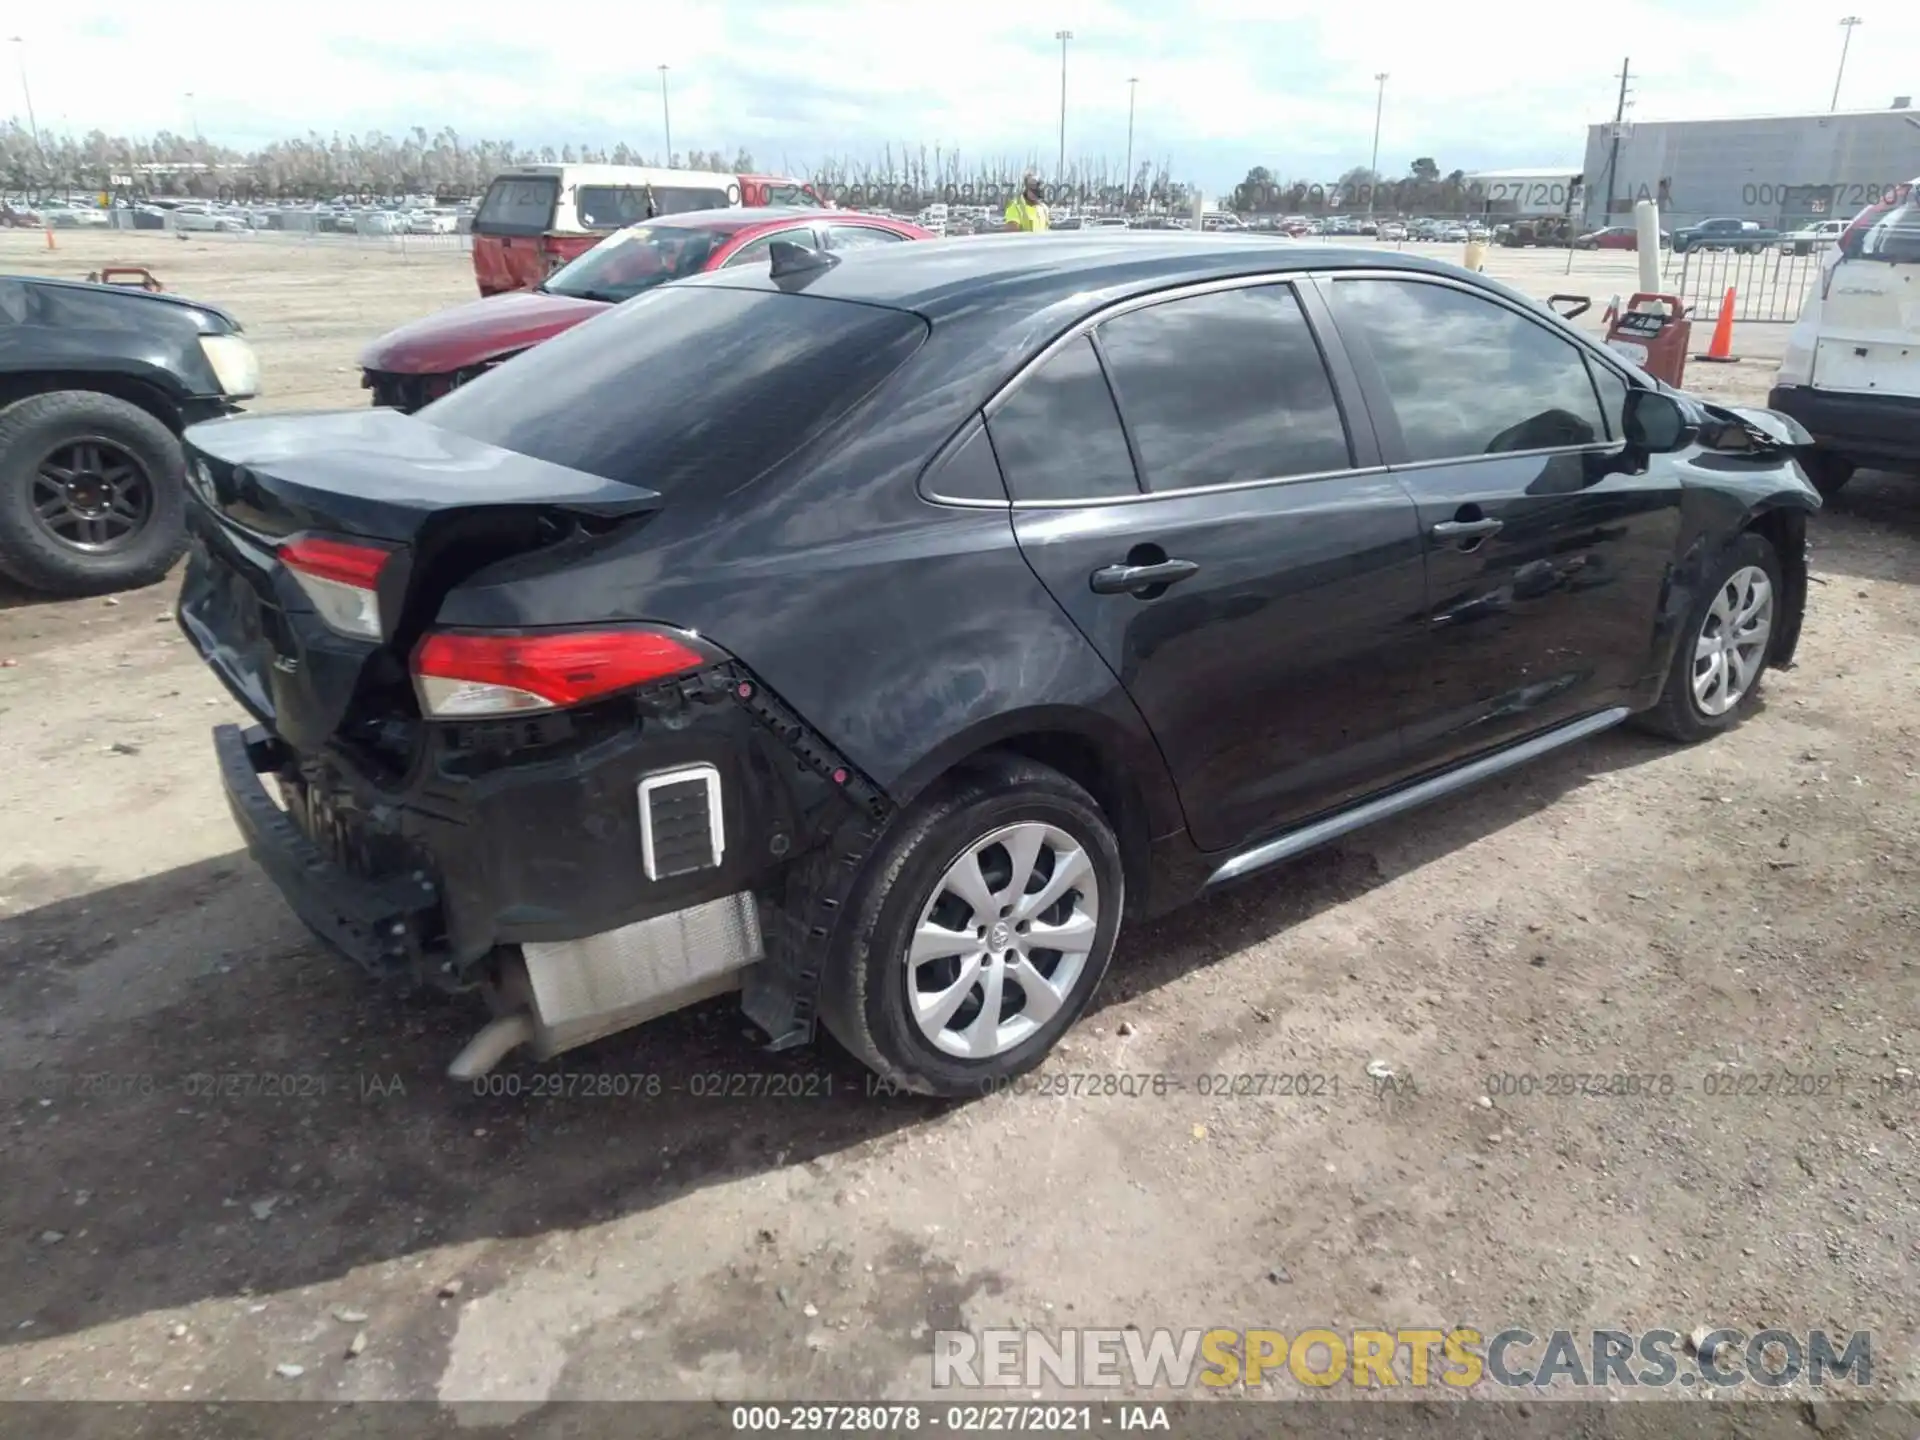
177;408;660;759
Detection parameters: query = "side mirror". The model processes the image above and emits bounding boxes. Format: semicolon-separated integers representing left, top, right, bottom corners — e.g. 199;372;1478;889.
1622;388;1696;453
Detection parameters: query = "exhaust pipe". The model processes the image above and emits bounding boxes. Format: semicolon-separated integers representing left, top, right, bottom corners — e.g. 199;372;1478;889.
443;892;764;1081
447;1013;535;1080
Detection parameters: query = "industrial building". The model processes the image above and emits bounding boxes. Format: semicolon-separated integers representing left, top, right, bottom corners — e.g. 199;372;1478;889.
1579;100;1920;232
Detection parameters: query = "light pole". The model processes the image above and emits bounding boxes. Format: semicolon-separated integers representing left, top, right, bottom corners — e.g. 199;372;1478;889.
8;37;40;166
658;65;672;164
1368;72;1388;215
1054;30;1073;188
184;91;199;141
1832;17;1861;112
1125;76;1139;211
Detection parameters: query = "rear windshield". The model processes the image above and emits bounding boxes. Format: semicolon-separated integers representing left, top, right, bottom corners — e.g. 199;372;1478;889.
475;176;559;236
576;184;734;229
542;224;726;303
1858;191;1920;265
420;285;929;496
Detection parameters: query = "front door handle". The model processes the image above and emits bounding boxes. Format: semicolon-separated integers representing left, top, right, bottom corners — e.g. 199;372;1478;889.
1430;518;1504;543
1089;559;1199;595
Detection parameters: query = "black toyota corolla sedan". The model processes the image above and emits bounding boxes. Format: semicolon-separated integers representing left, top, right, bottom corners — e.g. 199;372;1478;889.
175;234;1820;1096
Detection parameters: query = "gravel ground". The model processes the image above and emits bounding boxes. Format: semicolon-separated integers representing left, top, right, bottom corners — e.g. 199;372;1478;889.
0;230;1915;1423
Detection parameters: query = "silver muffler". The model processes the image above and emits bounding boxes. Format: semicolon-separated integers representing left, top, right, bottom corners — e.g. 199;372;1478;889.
446;891;764;1080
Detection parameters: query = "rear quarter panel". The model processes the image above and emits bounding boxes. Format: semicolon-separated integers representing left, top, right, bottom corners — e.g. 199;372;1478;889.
433;364;1187;852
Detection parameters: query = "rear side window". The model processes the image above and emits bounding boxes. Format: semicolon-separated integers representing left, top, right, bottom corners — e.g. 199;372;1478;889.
1095;285;1351;491
422;286;928;496
986;335;1139;502
475;177;558;236
1858;189;1920;264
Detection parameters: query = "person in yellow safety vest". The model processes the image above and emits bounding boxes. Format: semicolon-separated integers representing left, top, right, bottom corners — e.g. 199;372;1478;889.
1003;174;1051;232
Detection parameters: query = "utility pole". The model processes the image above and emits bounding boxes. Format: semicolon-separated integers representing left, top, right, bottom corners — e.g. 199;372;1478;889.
184;91;200;141
1832;17;1861;112
658;65;673;164
1600;58;1633;227
1367;73;1388;216
1055;30;1073;189
7;37;40;169
1125;77;1139;211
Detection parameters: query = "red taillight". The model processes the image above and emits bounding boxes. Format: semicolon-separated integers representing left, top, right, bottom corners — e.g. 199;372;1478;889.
279;536;397;640
411;628;711;718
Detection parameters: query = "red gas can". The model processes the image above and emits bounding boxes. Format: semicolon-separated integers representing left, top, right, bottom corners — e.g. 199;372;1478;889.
1603;292;1692;388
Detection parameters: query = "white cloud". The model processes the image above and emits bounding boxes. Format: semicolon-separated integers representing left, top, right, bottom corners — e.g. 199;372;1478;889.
14;0;1920;189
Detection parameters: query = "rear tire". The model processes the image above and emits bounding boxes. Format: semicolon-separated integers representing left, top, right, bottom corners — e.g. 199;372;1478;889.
1801;451;1855;499
817;755;1125;1098
0;390;186;596
1633;532;1783;743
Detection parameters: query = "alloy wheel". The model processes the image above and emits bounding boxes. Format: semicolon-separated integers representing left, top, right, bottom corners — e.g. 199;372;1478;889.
30;438;154;553
1692;565;1774;716
905;822;1100;1059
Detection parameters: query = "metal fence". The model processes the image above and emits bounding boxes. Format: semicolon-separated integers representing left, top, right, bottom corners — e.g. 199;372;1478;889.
1661;244;1822;324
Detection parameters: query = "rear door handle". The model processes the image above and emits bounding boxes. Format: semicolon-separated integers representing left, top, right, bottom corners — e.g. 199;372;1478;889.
1430;518;1504;542
1089;559;1199;595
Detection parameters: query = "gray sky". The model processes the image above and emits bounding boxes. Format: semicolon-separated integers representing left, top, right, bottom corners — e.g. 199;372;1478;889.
20;1;1918;191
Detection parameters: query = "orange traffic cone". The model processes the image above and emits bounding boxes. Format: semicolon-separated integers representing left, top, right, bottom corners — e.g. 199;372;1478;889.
1695;286;1738;362
43;225;54;251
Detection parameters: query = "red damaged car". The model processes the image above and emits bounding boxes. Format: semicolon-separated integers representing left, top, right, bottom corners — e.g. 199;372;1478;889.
360;208;932;412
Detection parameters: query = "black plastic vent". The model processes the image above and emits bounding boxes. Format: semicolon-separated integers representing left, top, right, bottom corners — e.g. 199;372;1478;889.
641;767;722;879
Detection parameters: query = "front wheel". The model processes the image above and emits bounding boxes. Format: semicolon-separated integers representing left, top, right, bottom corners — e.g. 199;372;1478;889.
1632;533;1783;743
818;755;1124;1097
0;390;186;596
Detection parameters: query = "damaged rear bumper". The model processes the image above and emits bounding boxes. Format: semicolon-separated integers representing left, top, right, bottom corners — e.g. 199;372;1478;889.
216;722;442;982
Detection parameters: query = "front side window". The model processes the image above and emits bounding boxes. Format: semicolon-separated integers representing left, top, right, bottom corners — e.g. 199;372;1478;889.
824;224;909;250
1331;278;1607;462
720;228;817;269
1094;284;1352;491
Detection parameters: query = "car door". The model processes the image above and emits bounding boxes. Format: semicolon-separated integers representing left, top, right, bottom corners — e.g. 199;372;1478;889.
1318;272;1682;770
996;280;1429;854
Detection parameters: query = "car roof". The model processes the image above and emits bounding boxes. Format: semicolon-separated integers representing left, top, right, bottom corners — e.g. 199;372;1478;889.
639;206;882;234
682;232;1518;323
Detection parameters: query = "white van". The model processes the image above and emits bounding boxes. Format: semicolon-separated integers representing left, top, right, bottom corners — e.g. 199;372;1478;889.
470;163;744;295
1769;180;1920;496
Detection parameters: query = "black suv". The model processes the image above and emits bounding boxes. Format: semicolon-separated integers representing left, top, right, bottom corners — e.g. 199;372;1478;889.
0;274;260;595
177;236;1819;1096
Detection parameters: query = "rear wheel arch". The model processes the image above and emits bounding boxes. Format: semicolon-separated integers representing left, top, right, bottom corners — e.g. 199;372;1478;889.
889;716;1175;918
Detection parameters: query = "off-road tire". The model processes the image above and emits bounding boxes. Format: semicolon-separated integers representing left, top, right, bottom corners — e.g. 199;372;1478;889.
0;390;186;596
1633;532;1784;743
817;754;1125;1098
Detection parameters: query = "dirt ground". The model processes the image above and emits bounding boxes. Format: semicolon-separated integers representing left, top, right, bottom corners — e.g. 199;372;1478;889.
0;229;1916;1418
